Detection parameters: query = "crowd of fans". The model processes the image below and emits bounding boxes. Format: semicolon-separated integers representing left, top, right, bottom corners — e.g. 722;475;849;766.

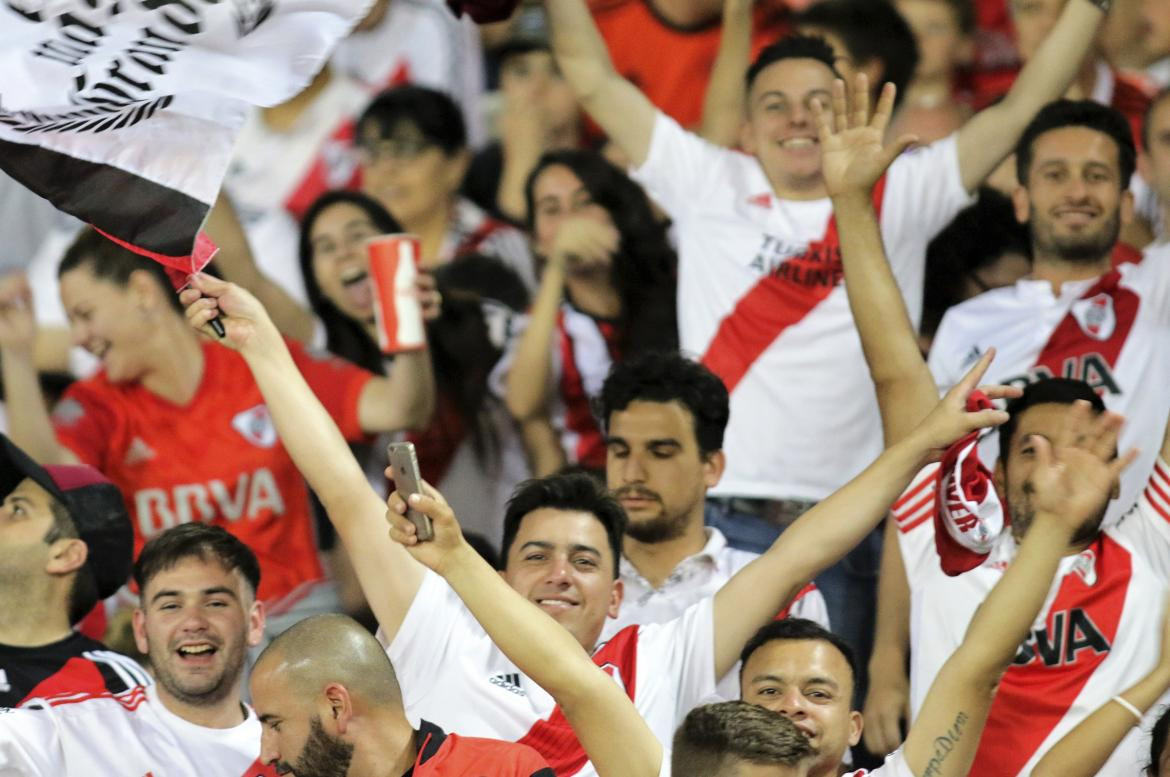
3;0;1170;774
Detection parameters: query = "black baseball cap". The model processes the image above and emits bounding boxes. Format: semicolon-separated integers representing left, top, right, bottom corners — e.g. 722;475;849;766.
1;434;133;609
496;5;551;63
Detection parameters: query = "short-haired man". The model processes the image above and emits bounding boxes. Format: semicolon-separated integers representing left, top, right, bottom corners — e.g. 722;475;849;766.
0;523;274;775
382;394;1131;777
182;270;1007;776
825;77;1170;774
597;352;828;695
671;701;815;777
250;613;554;775
0;433;145;706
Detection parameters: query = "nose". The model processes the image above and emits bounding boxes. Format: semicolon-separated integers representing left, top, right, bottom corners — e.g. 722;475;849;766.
260;728;280;766
1065;175;1090;201
178;605;211;633
68;319;88;348
621;453;647;484
543;556;574;587
774;688;808;718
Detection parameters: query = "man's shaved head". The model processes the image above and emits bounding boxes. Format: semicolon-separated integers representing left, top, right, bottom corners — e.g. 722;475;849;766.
255;613;402;706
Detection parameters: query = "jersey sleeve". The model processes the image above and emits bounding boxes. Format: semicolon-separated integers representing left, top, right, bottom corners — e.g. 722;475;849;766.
629;111;740;221
636;596;717;720
1112;457;1170;577
382;570;477;711
50;383;118;472
892;464;946;588
780;583;831;630
0;705;64;776
880;135;974;278
286;338;374;442
926;318;964;395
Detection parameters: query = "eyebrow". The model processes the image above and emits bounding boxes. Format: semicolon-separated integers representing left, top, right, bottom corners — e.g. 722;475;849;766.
149;585;240;605
518;540;603;558
756;88;831;103
257;713;280;725
750;674;840;691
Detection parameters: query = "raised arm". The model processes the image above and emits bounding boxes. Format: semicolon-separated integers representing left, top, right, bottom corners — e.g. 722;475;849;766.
955;0;1107;192
900;402;1137;777
0;273;78;466
182;274;425;640
544;0;657;166
697;0;752;147
711;351;1011;678
355;348;435;434
1032;597;1170;777
387;484;662;777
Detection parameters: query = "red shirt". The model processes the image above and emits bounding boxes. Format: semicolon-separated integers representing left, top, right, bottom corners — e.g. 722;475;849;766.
412;720;554;776
51;339;372;605
590;0;788;129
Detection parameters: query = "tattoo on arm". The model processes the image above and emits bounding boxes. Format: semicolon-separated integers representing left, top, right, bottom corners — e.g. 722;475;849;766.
921;711;970;777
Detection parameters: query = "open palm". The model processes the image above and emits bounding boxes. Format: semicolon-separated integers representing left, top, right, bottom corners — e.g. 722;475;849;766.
813;74;918;198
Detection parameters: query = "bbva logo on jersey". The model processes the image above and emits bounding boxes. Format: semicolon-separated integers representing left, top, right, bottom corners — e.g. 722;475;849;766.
232;405;278;448
134;468;286;536
1012;607;1110;668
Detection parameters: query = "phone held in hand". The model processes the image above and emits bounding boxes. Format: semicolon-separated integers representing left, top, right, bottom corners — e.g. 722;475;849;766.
387;441;434;542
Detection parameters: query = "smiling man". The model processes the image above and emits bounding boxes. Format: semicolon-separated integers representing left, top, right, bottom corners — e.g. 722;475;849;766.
0;523;275;775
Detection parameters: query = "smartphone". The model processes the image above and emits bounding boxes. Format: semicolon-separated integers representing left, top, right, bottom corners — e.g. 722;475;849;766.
386;441;434;541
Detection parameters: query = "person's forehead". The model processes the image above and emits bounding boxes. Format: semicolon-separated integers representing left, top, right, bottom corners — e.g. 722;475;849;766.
608;400;697;443
534;164;584;198
744;639;853;685
750;57;836;98
312;203;370;235
1029;126;1121;169
9;478;54;510
142;555;247;598
511;508;611;552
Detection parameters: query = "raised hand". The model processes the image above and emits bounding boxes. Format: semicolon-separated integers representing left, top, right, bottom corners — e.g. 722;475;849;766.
385;478;470;576
812;73;918;198
1025;401;1137;538
907;348;1020;463
180;272;275;351
0;273;37;355
551;216;619;274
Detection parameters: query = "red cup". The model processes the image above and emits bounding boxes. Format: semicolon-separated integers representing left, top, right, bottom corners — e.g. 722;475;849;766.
366;234;426;353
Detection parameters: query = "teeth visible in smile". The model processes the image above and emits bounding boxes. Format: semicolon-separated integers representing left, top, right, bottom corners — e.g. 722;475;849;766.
781;138;815;148
178;644;215;656
537;599;574;608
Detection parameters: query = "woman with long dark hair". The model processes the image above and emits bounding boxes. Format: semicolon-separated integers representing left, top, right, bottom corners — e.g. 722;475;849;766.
299;189;531;546
504;149;677;476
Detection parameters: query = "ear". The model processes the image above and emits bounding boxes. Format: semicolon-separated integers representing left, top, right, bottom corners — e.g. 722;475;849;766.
132;607;149;656
848;709;863;747
702;450;726;490
606;578;624;620
127;269;167;314
246;599;266;649
1011;184;1031;225
1120;187;1135;227
323;682;355;734
993;457;1007;502
44;537;87;577
446;149;472;192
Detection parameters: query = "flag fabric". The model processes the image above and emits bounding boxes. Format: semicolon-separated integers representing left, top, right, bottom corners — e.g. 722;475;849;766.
0;0;372;274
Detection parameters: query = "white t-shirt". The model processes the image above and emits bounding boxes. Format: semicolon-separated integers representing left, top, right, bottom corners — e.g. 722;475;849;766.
223;73;372;311
331;0;485;145
892;459;1170;776
384;570;717;777
0;684;266;776
631;113;972;502
928;246;1170;522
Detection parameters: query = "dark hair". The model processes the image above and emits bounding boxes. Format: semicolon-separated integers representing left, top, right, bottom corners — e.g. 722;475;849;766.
998;378;1106;465
1016;100;1136;188
58;228;183;314
598;352;730;456
922;188;1031;338
356;85;466;156
1142;86;1170;151
501;473;627;578
671;701;814;776
133;523;261;597
795;0;919;107
739;618;858;689
746;34;841;92
1150;705;1170;776
299;190;402;374
524;149;678;356
43;499;100;624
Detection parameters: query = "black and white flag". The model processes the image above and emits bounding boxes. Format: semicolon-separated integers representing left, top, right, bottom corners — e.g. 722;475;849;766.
0;0;371;274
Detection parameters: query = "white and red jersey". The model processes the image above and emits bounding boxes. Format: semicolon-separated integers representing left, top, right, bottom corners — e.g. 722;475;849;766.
0;683;273;776
331;0;485;144
441;198;536;291
50;339;373;608
383;570;717;777
223;73;371;310
602;527;829;700
630;113;971;502
928;244;1170;522
846;749;913;777
892;459;1170;776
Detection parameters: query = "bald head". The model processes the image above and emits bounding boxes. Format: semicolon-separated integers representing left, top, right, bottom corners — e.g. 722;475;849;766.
255;613;403;707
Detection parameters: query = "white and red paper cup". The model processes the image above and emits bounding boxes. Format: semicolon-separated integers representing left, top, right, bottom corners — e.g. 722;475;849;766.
367;234;426;354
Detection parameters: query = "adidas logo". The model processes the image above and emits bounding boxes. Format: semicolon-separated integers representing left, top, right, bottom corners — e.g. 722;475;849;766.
123;437;156;467
962;345;983;368
0;669;10;694
489;672;526;697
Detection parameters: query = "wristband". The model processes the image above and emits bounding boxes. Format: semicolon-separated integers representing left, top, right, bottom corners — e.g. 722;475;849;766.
1111;695;1143;724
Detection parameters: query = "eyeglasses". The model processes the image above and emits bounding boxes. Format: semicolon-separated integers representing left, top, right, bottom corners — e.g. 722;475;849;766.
359;136;434;165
